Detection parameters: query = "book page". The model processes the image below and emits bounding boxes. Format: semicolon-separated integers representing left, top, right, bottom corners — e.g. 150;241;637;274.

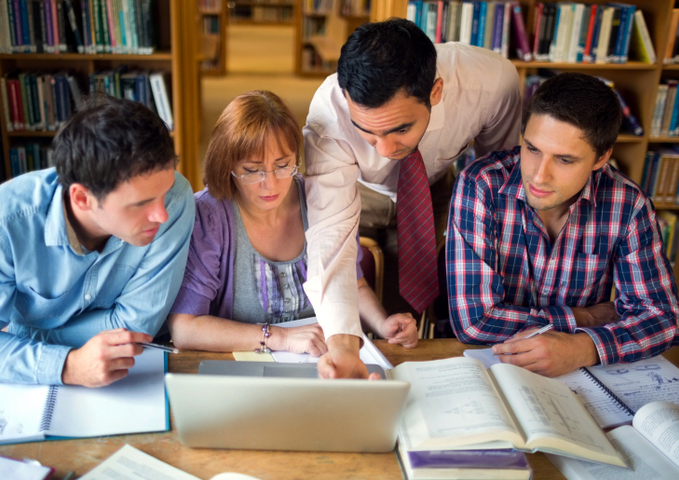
464;348;634;429
79;444;200;480
587;356;679;412
0;383;50;444
547;425;679;479
389;357;522;450
633;401;679;467
490;363;624;466
269;317;393;369
47;349;167;438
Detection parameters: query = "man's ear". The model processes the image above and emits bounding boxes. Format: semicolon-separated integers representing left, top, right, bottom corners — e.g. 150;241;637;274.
593;147;613;171
430;78;444;107
69;184;97;212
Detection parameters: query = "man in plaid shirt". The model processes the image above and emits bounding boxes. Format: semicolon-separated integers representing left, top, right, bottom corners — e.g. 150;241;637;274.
447;73;679;377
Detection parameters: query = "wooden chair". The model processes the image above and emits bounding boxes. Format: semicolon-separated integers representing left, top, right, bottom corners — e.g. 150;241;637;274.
359;236;384;303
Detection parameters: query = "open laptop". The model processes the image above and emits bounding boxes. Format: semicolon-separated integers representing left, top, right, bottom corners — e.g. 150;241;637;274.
165;361;409;452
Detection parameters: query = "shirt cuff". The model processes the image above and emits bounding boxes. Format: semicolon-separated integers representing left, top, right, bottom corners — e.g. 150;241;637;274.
36;343;73;385
574;326;617;365
316;303;364;342
536;305;577;332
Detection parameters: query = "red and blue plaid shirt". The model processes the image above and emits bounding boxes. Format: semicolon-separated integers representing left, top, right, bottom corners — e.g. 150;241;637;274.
447;146;679;365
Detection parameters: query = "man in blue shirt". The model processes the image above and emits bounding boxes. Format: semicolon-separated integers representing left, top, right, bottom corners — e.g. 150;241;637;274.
0;95;195;387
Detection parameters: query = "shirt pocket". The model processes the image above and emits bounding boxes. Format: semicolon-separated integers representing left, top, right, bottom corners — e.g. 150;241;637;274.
14;286;68;324
571;253;610;300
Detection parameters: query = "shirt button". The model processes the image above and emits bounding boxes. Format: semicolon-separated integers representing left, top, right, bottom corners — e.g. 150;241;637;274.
280;272;286;277
85;293;92;300
284;285;290;289
284;298;290;304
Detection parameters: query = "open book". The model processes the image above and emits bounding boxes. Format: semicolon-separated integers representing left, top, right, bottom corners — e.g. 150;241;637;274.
548;401;679;479
465;348;679;429
0;349;167;445
386;357;625;467
79;444;261;480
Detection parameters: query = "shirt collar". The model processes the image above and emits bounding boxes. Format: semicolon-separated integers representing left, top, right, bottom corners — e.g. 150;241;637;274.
427;96;445;132
44;184;72;248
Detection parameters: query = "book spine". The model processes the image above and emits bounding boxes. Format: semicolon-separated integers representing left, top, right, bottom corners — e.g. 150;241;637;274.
620;5;635;63
43;0;53;52
476;1;486;48
666;158;679;204
608;6;623;63
532;2;543;60
25;0;37;52
548;2;561;62
511;2;531;62
50;0;60;52
501;1;510;59
576;5;591;63
470;1;480;47
29;74;42;129
669;89;679;136
662;82;679;137
36;74;46;131
586;5;602;63
655;155;672;203
17;0;29;50
0;76;13;132
491;2;503;54
614;89;643;136
81;0;91;52
100;0;110;52
7;0;19;52
56;0;66;51
38;385;59;432
652;84;669;138
17;146;27;173
18;73;33;130
9;147;20;177
7;77;24;130
64;0;84;53
0;0;11;53
34;0;46;53
567;3;584;63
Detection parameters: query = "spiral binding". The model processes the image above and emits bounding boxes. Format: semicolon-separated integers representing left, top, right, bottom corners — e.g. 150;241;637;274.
581;367;636;416
39;385;59;431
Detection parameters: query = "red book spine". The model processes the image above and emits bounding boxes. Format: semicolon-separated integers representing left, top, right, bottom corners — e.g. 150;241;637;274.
7;78;24;130
435;0;444;44
532;2;544;58
583;4;598;63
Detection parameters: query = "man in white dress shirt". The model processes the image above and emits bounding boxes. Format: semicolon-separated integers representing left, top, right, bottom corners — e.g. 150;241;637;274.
303;18;522;378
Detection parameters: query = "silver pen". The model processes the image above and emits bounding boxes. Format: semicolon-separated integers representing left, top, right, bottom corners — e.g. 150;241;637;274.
136;342;179;354
522;323;554;339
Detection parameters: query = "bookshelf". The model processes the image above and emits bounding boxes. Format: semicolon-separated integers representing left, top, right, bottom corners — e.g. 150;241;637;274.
0;0;202;191
373;0;679;275
295;0;369;76
228;0;296;25
199;0;228;75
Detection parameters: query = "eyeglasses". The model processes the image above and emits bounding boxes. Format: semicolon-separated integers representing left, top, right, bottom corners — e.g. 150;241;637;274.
231;165;299;185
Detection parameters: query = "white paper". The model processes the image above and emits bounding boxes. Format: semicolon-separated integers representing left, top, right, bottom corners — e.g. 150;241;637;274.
270;317;393;369
0;456;52;480
48;348;167;437
633;401;679;466
0;383;51;444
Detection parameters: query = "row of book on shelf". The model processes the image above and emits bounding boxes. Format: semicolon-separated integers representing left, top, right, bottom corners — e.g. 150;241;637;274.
0;67;173;134
525;71;643;136
302;0;333;15
407;1;655;65
340;0;370;17
0;0;157;55
7;142;55;178
652;81;679;138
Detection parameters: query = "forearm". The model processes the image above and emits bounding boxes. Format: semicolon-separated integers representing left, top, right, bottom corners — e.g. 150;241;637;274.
0;330;71;384
326;333;361;355
168;314;291;352
357;279;387;336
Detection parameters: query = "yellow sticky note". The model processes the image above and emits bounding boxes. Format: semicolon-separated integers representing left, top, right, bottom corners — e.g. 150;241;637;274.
233;351;275;362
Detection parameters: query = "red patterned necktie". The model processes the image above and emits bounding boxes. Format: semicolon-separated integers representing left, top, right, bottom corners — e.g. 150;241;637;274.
396;148;439;313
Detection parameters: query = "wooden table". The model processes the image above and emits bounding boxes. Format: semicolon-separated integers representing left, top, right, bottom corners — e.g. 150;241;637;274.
2;340;679;480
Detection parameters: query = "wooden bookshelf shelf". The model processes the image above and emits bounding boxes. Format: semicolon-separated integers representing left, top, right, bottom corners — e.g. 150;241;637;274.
0;0;201;191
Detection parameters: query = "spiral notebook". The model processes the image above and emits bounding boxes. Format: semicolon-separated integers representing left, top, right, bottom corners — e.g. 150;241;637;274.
0;349;168;445
464;348;679;429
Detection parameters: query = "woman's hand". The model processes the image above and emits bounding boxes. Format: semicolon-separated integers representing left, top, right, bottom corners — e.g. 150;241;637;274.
271;323;328;357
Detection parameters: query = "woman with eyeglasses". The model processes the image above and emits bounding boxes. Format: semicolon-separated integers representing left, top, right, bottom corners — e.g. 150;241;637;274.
167;91;417;355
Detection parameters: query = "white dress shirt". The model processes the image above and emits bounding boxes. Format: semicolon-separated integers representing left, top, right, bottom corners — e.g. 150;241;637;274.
303;42;522;340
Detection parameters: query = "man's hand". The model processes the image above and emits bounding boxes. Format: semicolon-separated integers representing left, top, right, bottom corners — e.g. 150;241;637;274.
380;313;418;348
317;334;380;379
61;328;152;388
571;301;620;328
272;324;327;357
491;331;599;377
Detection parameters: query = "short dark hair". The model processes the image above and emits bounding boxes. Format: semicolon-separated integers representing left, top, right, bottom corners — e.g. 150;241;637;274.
203;90;301;200
337;18;437;109
522;73;622;158
54;94;177;201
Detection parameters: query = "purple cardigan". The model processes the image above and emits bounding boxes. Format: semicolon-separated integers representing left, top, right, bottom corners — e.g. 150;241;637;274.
170;176;363;320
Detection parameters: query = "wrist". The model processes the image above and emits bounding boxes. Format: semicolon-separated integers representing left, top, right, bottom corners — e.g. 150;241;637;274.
267;325;287;351
575;332;600;368
327;334;361;354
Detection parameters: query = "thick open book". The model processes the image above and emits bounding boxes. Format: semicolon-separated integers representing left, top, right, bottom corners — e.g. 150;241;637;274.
548;401;679;479
0;349;167;445
80;444;261;480
386;357;625;467
465;348;679;429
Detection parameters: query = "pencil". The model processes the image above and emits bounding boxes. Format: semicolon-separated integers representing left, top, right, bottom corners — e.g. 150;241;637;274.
136;342;179;354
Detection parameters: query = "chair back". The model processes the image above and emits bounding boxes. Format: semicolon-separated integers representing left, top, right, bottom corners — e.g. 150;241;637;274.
359;236;384;303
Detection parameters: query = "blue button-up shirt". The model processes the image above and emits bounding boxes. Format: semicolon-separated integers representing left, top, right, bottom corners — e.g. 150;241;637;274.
0;168;195;384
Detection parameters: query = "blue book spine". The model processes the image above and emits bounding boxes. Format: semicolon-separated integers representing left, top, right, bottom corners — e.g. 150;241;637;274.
476;1;487;47
589;6;603;61
43;0;53;50
549;4;561;61
81;0;92;52
414;1;423;30
621;5;636;63
612;6;628;63
19;0;31;48
669;88;679;136
471;1;480;47
492;2;503;53
9;147;20;178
